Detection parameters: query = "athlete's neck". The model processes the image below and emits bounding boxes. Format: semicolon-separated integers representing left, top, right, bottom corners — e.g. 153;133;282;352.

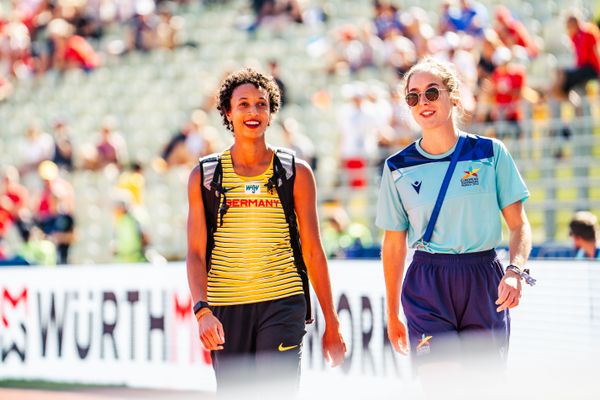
420;126;459;155
230;142;272;176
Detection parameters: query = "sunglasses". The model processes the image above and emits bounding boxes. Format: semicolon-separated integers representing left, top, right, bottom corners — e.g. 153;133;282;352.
405;87;448;107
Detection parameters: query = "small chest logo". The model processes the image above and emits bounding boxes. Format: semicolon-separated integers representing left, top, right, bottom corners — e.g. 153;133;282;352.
461;167;480;187
245;183;261;194
411;180;422;194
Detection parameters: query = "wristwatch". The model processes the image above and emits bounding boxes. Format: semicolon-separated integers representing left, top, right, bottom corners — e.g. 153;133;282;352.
505;264;523;275
193;300;210;315
506;264;537;286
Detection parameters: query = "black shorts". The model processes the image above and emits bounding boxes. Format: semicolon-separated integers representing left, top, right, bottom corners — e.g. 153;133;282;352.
562;64;598;94
210;294;306;399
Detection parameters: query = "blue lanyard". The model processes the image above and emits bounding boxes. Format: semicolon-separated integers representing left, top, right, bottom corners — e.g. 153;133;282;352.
422;134;466;245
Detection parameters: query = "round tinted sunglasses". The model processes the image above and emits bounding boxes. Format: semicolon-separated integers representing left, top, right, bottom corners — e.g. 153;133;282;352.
405;87;448;107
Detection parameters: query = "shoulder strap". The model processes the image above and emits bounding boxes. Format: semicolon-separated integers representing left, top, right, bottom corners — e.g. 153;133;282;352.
273;148;313;324
199;153;221;191
422;134;466;245
274;147;295;180
199;152;223;272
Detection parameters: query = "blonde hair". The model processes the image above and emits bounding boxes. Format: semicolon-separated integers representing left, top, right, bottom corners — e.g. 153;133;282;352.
402;57;465;123
402;57;460;96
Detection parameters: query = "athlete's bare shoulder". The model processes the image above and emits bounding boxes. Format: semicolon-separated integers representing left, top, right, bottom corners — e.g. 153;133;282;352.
294;158;316;197
188;164;202;191
295;158;314;179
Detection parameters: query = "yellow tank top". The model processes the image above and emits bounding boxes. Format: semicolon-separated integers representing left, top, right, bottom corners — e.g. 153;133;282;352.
207;149;304;305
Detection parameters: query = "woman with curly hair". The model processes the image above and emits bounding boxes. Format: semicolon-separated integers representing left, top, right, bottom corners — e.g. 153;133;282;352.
186;68;345;398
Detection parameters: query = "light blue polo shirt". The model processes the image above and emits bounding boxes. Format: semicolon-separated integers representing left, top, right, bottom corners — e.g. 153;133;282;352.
376;133;529;254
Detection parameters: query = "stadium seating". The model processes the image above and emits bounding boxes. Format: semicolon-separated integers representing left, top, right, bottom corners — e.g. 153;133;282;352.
0;0;599;263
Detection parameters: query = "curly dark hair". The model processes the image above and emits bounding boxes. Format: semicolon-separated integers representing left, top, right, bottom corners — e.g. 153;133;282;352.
217;68;281;132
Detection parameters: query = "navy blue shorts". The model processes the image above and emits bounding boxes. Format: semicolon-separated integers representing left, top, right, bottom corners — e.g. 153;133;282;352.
210;294;306;398
401;250;509;368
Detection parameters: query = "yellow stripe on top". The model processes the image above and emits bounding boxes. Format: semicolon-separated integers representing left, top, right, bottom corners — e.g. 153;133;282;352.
207;149;304;305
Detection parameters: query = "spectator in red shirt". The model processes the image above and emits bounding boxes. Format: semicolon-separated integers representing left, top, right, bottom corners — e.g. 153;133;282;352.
0;207;10;259
494;6;538;59
489;46;526;139
34;161;75;264
48;18;100;72
0;165;31;259
554;12;600;97
0;165;30;241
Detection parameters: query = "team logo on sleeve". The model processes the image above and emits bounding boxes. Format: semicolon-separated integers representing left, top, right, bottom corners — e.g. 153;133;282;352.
461;166;480;187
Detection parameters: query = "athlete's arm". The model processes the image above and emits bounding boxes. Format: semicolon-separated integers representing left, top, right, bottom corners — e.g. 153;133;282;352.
382;230;409;355
294;160;346;367
496;199;532;312
187;166;224;350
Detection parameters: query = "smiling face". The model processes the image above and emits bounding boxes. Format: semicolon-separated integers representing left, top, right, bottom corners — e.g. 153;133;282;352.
226;83;271;139
406;71;456;131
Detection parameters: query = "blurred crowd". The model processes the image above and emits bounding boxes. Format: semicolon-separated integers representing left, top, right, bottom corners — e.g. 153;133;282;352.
0;0;189;101
323;1;599;188
0;101;223;265
1;0;599;265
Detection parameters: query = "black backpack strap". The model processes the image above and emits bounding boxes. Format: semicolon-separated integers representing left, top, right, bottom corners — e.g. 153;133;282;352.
199;153;222;273
200;153;220;191
273;148;314;324
274;147;295;180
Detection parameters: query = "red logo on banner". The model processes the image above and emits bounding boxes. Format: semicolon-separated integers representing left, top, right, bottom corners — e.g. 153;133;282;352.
1;288;28;328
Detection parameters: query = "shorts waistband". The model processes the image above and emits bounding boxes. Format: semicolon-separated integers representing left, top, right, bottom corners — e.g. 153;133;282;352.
413;249;497;264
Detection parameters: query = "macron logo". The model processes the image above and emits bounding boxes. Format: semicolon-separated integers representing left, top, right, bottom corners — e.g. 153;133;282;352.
411;181;422;194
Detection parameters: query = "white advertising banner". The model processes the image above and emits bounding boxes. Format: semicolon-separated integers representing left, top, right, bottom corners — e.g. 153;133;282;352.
1;260;599;392
0;264;214;390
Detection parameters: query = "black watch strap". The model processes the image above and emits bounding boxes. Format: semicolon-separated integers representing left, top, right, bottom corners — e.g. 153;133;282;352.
193;300;210;315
